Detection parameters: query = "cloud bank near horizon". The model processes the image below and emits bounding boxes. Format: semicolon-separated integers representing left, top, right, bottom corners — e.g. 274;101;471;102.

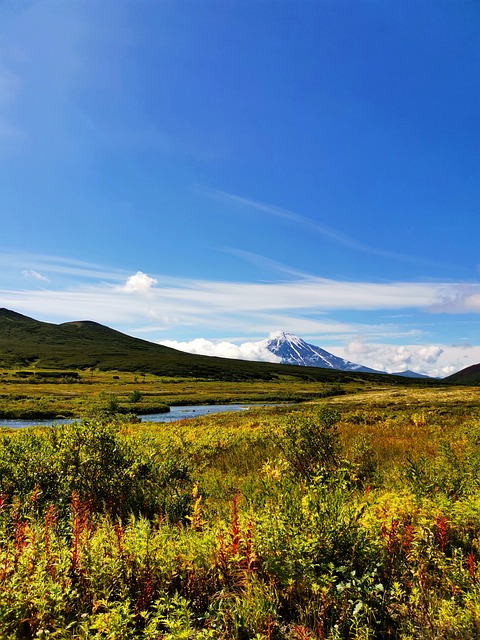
161;336;479;378
161;337;281;363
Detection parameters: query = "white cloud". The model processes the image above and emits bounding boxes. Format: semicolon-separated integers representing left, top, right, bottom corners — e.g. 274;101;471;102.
428;286;480;314
22;269;49;282
2;264;480;333
337;340;476;377
417;345;444;363
3;252;480;316
161;338;281;363
162;337;478;378
121;271;157;294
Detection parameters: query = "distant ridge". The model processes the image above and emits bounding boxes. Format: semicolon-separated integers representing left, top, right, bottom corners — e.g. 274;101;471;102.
392;369;433;380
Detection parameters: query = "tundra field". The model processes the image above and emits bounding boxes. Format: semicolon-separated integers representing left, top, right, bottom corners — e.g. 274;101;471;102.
0;375;480;638
0;369;378;421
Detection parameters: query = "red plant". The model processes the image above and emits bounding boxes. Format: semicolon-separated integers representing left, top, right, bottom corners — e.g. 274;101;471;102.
11;507;28;567
466;552;477;581
381;518;399;556
114;522;124;553
434;516;449;553
381;518;400;583
292;625;315;640
264;614;276;639
229;491;241;556
402;523;415;559
134;566;154;615
70;491;91;574
217;492;259;588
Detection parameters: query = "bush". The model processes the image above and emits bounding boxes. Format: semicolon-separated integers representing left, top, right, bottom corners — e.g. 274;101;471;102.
129;389;143;403
278;407;341;480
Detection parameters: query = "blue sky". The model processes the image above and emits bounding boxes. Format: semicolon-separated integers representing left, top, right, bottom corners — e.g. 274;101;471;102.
1;0;479;376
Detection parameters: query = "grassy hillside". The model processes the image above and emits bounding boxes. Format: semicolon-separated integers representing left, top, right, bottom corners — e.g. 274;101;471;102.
444;362;480;385
0;308;431;386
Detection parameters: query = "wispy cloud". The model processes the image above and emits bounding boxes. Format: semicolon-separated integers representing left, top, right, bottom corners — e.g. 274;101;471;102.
2;253;480;327
203;187;363;249
223;248;314;279
22;269;49;282
203;188;448;268
0;251;127;282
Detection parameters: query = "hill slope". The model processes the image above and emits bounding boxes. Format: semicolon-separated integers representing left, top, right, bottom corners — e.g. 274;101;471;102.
443;363;480;385
0;308;413;384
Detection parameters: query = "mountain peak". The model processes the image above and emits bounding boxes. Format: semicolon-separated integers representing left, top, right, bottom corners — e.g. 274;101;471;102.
268;331;305;345
265;331;381;373
270;330;295;339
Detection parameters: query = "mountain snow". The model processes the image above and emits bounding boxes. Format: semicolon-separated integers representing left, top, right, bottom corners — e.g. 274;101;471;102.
263;332;381;373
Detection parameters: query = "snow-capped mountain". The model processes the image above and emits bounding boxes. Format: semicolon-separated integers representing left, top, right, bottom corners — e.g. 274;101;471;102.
264;332;381;373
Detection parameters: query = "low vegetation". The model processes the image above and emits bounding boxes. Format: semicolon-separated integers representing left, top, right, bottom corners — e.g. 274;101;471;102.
0;387;479;638
0;367;375;421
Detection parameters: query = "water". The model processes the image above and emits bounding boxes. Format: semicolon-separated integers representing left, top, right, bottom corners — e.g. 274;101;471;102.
0;404;252;429
142;404;251;422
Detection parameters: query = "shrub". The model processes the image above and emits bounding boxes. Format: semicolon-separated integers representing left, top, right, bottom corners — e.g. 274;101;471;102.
129;389;143;403
278;407;341;480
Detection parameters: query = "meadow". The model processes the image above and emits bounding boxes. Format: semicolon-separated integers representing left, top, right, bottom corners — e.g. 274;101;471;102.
0;369;365;421
0;384;479;638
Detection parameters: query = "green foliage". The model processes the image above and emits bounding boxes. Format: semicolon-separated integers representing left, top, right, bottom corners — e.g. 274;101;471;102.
403;438;480;499
278;407;341;479
129;389;143;403
0;392;479;638
0;419;194;521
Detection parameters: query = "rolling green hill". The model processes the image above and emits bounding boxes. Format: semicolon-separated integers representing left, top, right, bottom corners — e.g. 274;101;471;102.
443;363;480;385
0;308;434;385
